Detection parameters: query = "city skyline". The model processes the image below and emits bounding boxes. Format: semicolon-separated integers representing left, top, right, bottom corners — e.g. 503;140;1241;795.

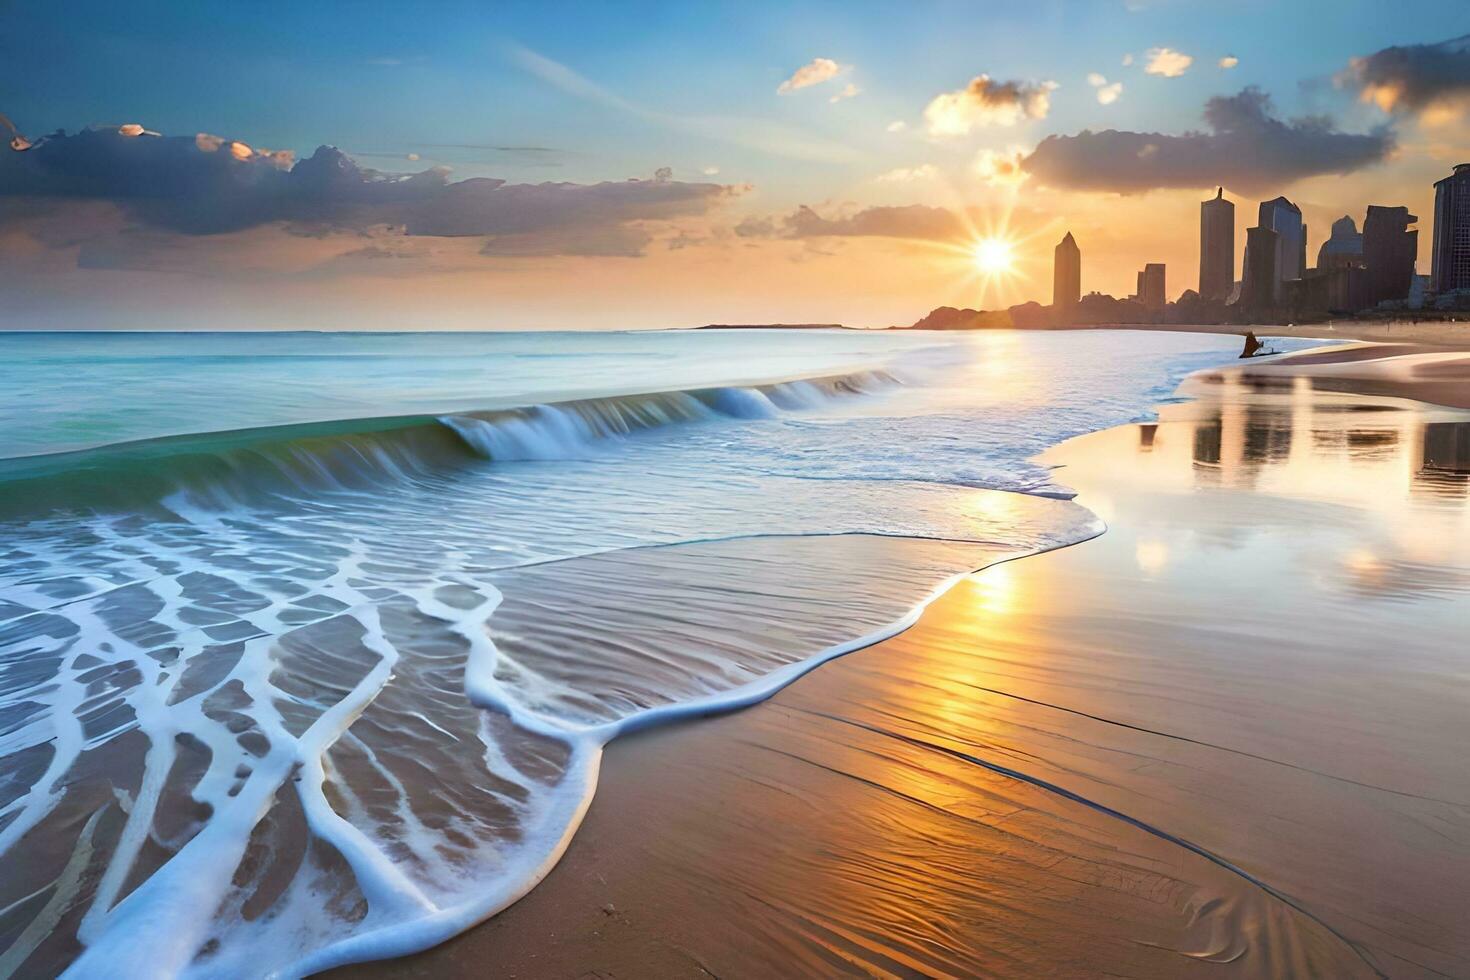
1036;159;1461;323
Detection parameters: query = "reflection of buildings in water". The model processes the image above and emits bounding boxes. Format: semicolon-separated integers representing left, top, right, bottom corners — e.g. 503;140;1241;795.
1137;423;1157;451
1191;418;1222;468
1188;402;1292;486
1344;428;1400;461
1414;421;1470;498
1241;404;1293;465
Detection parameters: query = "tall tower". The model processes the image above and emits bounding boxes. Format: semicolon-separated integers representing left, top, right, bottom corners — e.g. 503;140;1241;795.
1432;163;1470;293
1256;196;1304;302
1242;225;1279;311
1053;232;1081;312
1139;263;1166;310
1199;187;1234;300
1363;205;1418;306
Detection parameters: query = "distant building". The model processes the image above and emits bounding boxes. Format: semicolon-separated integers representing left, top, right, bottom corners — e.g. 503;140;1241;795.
1138;263;1166;310
1247;196;1305;302
1432;163;1470;293
1363;205;1418;306
1241;225;1279;311
1053;232;1081;312
1199;187;1234;300
1317;215;1364;270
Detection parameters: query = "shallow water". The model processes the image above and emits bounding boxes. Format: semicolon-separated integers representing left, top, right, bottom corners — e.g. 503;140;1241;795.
415;373;1470;978
0;328;1307;976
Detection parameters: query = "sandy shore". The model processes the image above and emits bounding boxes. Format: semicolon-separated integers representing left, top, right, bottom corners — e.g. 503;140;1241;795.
1203;342;1470;410
1088;320;1470;348
343;344;1470;979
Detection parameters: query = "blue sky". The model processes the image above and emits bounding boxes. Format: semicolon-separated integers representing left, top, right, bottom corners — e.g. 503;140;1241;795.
3;1;1470;328
7;0;1460;193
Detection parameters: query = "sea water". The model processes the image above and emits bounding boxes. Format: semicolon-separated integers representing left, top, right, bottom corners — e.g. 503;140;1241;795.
0;328;1297;977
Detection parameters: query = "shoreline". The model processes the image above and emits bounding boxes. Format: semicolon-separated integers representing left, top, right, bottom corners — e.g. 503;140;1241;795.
344;341;1470;978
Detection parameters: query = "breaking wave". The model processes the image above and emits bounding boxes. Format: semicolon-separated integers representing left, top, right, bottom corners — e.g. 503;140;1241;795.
0;370;896;519
0;330;1255;978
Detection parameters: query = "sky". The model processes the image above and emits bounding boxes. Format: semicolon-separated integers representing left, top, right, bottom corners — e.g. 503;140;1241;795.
3;0;1470;330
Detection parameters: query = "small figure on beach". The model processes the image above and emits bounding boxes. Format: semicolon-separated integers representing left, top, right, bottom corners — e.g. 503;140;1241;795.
1239;331;1276;358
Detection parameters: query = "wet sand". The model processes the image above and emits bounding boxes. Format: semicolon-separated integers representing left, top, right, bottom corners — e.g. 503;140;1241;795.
1100;320;1470;348
347;355;1470;978
1209;341;1470;410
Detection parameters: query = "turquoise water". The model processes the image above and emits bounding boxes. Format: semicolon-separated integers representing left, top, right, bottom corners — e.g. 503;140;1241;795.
0;328;1290;977
0;330;940;459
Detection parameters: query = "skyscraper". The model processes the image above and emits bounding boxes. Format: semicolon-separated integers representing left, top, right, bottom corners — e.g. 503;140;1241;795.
1199;187;1234;300
1139;263;1166;310
1432;163;1470;294
1253;196;1305;302
1363;205;1418;306
1053;232;1081;312
1242;225;1279;311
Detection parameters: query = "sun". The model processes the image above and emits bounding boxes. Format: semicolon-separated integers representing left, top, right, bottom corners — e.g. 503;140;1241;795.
971;237;1014;273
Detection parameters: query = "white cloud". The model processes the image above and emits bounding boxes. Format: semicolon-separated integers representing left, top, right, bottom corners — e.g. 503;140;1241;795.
1219;55;1239;69
777;57;845;94
829;82;861;103
886;120;907;132
1122;53;1135;67
875;164;939;183
702;165;720;176
923;75;1056;136
1087;74;1123;105
973;147;1030;187
1145;47;1193;77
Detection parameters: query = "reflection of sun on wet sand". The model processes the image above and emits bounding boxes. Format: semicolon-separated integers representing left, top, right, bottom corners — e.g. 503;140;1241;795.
352;344;1470;980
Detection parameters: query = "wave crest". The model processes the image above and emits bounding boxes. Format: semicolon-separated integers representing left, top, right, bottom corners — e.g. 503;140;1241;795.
0;370;897;518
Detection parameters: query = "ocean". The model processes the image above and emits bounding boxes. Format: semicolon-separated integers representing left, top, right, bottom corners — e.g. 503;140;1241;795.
0;328;1300;976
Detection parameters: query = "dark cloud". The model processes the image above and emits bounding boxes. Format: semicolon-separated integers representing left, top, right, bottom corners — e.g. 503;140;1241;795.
0;126;734;255
1022;87;1394;193
1343;34;1470;115
737;204;964;240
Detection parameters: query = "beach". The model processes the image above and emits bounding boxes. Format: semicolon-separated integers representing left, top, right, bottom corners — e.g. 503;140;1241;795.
4;331;1469;977
352;343;1470;978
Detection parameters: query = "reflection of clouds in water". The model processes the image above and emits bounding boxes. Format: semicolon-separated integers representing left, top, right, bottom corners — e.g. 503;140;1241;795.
1134;540;1169;577
1336;547;1470;602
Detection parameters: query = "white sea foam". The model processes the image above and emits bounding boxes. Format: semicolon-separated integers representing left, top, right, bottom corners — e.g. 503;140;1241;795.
0;329;1275;977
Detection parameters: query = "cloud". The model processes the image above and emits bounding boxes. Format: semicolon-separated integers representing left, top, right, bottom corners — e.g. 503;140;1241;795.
974;147;1029;187
777;57;845;94
923;75;1056;136
1122;53;1135;67
874;164;939;183
1341;34;1470;120
1022;87;1394;193
1087;74;1124;105
1219;55;1239;69
886;120;907;132
828;82;861;104
702;165;720;176
737;203;964;241
0;125;739;257
1144;47;1193;77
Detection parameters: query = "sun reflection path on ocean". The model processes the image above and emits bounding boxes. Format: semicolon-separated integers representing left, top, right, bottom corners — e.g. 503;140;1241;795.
464;374;1470;979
